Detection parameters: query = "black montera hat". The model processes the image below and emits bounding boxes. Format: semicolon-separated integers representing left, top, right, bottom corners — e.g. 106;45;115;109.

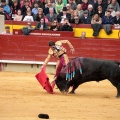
62;7;67;11
49;41;55;46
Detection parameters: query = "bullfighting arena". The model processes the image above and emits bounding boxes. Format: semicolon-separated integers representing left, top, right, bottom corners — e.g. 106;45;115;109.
0;71;120;120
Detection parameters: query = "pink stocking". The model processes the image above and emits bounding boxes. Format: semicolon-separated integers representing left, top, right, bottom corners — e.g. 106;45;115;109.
51;81;56;89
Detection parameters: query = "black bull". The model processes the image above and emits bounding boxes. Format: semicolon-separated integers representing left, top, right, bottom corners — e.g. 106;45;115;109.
55;57;120;97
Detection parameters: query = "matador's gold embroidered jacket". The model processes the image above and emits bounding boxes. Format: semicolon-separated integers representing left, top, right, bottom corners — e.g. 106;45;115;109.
43;40;74;66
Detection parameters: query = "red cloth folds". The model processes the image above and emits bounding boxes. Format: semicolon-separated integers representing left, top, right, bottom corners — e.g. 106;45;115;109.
35;66;54;94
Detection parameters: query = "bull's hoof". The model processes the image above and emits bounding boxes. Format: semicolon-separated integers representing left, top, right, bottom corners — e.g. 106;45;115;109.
116;95;120;98
69;91;75;94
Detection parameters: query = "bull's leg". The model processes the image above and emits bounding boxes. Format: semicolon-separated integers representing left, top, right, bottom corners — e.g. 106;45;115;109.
64;81;72;93
69;84;79;94
109;79;120;98
116;82;120;98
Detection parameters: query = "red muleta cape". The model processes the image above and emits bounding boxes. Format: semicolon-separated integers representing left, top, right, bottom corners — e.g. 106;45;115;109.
35;66;54;94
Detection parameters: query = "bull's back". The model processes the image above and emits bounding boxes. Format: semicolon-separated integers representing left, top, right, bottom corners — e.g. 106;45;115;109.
80;58;120;82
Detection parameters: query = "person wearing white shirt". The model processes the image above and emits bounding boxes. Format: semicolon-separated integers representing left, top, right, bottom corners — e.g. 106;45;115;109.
23;11;34;22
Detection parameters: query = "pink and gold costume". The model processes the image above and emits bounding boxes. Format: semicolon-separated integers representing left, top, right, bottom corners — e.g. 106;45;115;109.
43;40;74;81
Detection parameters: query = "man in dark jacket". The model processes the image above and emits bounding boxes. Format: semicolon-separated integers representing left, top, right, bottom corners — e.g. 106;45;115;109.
57;7;71;23
35;18;48;30
59;18;73;31
81;10;91;24
113;11;120;27
46;7;57;22
102;10;114;35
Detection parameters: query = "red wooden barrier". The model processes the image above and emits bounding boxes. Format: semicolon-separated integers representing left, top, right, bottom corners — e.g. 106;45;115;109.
13;29;74;37
0;35;120;62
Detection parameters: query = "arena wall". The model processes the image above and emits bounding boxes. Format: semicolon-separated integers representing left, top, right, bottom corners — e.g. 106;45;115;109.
0;34;120;73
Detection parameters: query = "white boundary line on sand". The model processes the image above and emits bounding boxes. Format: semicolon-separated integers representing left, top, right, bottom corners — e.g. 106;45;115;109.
0;60;56;65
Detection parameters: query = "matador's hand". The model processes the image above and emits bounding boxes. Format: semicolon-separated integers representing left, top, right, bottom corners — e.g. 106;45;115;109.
70;48;75;54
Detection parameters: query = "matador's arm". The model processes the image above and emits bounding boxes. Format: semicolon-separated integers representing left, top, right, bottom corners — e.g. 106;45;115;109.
56;40;75;53
41;53;52;68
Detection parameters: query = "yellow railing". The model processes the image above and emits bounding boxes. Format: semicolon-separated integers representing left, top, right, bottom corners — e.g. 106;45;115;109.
4;23;120;39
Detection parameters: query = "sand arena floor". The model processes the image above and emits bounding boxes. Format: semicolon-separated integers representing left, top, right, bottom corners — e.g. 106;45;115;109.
0;71;120;120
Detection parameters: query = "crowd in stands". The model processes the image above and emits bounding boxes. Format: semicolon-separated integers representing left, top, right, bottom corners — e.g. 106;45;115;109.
0;0;120;36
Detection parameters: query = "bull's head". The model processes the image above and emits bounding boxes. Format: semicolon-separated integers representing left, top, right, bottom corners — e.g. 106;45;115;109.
55;75;67;93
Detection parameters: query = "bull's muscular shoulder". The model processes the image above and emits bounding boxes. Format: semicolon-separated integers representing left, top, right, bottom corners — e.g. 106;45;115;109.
82;57;119;69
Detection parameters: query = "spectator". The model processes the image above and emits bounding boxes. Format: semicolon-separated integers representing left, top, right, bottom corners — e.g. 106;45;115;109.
68;0;77;10
57;6;71;23
14;9;23;21
10;0;20;15
88;0;97;6
1;26;12;35
91;13;102;36
93;0;106;15
70;10;82;24
0;0;11;14
22;6;33;20
32;2;39;20
50;19;60;31
76;0;83;5
44;1;56;15
102;10;114;24
107;0;120;12
21;22;34;35
55;0;64;14
32;0;44;9
62;0;67;6
96;5;105;18
9;0;21;9
59;18;73;31
44;0;55;8
76;4;84;18
87;4;94;18
46;7;57;22
82;0;89;11
80;31;87;39
104;0;111;11
35;18;48;30
26;22;34;29
35;8;45;22
81;10;91;24
106;4;116;17
23;11;34;22
66;4;73;15
102;10;114;35
113;11;120;28
21;0;31;15
0;6;7;20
